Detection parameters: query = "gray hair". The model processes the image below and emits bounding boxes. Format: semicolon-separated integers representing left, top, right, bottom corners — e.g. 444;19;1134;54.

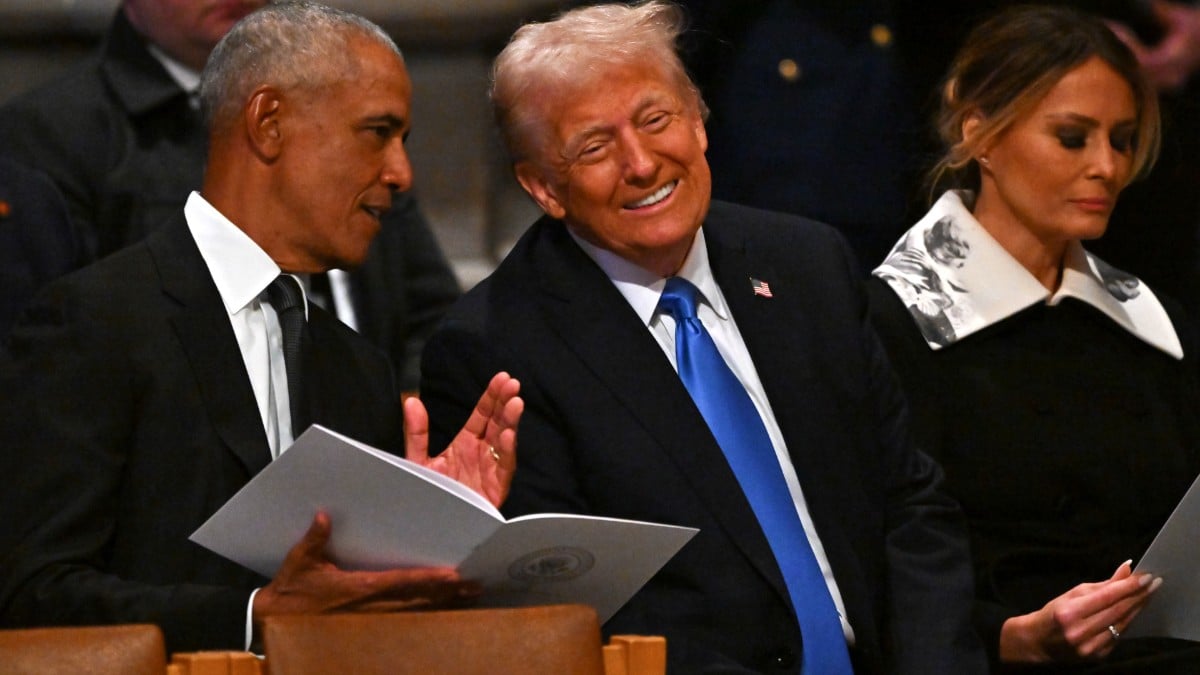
200;1;402;131
490;0;705;164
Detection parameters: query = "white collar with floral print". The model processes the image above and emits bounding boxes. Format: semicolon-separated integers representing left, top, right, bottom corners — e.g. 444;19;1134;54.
872;190;1182;358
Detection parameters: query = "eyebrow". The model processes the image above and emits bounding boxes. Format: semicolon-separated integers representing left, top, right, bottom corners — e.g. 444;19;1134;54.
361;113;408;130
1044;112;1136;128
561;91;676;157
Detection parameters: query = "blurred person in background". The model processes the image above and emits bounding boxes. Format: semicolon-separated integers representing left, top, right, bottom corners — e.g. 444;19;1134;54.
0;0;460;392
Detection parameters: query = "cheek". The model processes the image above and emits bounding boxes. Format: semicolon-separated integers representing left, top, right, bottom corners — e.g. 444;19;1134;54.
1115;157;1135;186
999;144;1062;197
564;168;620;211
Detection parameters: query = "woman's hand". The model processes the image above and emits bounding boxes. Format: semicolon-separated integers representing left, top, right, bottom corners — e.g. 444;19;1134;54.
999;561;1162;663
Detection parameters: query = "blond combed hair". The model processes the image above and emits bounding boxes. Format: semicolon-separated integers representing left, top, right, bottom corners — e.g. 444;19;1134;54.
490;0;706;165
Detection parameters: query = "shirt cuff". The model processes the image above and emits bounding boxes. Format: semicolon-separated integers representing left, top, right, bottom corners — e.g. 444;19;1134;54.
245;587;260;652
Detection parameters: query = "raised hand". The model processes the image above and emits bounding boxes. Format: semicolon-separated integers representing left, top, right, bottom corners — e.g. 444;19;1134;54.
404;371;522;508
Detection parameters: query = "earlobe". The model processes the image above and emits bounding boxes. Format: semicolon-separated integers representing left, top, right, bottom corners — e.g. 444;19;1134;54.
515;162;566;220
245;87;284;161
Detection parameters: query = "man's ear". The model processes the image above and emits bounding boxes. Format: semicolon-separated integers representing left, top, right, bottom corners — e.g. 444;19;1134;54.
691;109;707;153
515;161;566;220
244;86;285;161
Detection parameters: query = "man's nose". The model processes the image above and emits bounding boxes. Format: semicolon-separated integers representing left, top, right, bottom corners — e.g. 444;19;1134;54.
382;138;414;192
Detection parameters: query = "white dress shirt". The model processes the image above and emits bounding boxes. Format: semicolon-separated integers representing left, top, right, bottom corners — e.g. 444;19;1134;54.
185;191;305;458
184;191;308;649
151;42;359;333
569;227;855;643
145;43;200;106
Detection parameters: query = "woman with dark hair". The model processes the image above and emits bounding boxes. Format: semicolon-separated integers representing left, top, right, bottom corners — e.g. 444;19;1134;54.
868;5;1200;672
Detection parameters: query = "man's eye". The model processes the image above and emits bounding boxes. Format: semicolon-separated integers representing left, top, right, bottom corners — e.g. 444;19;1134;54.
644;113;670;130
578;143;607;160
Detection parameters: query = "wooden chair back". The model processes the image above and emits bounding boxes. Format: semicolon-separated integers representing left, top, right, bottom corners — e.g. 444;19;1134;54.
262;604;604;675
0;623;166;674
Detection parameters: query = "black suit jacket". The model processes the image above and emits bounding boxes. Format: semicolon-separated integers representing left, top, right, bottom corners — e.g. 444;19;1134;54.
421;201;985;674
0;12;460;390
0;158;84;338
0;215;401;653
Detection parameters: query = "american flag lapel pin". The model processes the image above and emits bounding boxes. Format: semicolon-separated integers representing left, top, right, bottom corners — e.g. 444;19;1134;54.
750;277;773;298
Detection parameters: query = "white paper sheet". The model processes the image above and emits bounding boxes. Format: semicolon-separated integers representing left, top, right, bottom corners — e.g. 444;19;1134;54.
190;425;697;622
1125;472;1200;640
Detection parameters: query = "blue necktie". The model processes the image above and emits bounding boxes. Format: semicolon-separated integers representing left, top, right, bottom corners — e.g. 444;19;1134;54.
658;277;852;674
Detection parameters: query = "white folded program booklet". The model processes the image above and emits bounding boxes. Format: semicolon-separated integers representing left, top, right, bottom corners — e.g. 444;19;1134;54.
190;425;698;623
1125;471;1200;641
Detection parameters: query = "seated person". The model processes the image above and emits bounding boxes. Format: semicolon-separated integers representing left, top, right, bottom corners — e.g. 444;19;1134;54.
0;3;521;654
419;2;986;672
0;0;460;392
868;6;1200;671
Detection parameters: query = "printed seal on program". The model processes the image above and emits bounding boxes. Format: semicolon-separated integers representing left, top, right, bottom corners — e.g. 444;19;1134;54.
507;547;596;581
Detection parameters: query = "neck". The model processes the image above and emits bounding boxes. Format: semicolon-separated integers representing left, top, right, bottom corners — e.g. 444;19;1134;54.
972;192;1067;293
201;149;299;271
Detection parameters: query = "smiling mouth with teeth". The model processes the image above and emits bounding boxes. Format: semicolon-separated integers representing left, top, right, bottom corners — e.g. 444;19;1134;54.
626;181;677;209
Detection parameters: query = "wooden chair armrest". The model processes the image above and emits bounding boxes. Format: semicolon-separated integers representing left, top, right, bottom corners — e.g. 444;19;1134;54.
167;650;263;675
603;635;666;675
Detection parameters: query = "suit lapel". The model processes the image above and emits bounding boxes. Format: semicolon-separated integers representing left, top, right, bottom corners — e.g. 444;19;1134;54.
528;221;791;607
707;211;870;633
304;309;402;454
707;220;814;385
147;215;272;477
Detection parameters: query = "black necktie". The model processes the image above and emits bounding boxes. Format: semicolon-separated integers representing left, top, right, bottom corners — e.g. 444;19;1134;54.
267;275;309;439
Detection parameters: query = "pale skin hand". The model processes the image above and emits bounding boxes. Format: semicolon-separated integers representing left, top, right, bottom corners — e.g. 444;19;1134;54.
999;561;1162;663
253;372;522;628
1107;1;1200;91
405;371;522;509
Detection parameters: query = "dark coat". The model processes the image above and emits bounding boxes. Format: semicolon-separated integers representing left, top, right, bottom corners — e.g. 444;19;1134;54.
0;216;401;653
0;158;83;338
421;201;986;674
867;275;1200;672
0;12;460;390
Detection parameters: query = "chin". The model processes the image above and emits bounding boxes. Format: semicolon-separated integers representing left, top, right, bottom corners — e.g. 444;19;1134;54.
334;252;370;271
1076;220;1111;242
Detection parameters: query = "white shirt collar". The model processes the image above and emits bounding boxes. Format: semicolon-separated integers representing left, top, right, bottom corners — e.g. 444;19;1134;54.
184;191;305;316
567;226;729;325
145;43;201;98
873;190;1182;358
